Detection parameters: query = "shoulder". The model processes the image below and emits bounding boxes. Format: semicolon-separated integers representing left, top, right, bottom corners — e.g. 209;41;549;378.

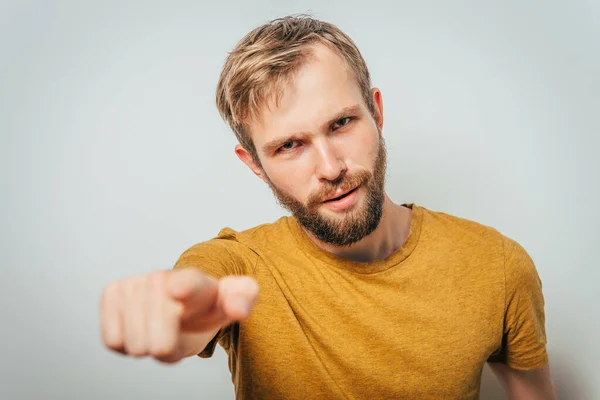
174;216;291;273
417;204;505;253
215;215;292;246
418;205;540;286
501;234;541;293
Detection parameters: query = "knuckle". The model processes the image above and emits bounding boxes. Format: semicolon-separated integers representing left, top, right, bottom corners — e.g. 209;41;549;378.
102;281;121;301
101;325;122;346
154;353;181;364
123;276;145;298
150;342;177;359
149;271;167;291
104;338;124;351
124;342;147;357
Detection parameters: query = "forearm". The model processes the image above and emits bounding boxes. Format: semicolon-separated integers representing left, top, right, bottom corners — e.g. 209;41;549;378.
179;329;221;358
488;362;556;400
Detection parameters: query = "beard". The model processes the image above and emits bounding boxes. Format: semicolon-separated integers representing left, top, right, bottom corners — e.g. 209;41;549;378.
265;133;387;247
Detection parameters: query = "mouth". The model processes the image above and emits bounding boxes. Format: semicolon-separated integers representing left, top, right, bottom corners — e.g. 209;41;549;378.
323;187;359;203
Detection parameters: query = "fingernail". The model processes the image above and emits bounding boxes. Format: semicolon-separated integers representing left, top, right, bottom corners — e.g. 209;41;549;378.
230;296;250;317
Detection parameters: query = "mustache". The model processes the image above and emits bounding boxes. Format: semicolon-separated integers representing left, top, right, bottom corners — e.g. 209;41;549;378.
306;170;371;208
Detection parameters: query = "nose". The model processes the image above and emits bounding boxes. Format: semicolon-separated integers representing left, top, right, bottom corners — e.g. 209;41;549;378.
314;139;347;183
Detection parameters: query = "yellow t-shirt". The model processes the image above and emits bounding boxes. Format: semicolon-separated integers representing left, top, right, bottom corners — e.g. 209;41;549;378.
173;203;548;399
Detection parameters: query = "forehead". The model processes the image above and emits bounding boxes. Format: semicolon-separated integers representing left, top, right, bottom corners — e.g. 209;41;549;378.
249;43;365;145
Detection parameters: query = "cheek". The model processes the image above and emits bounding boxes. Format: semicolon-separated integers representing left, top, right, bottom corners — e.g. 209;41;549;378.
339;130;379;170
366;137;380;165
266;161;313;198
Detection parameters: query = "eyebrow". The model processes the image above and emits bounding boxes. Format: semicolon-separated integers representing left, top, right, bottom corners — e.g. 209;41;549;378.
262;104;362;154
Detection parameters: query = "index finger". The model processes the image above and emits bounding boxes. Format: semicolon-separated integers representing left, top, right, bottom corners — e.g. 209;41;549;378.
167;268;219;313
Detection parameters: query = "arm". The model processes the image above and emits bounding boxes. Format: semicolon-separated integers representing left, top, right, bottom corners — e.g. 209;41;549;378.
171;233;259;359
488;362;556;400
178;329;221;359
486;235;552;397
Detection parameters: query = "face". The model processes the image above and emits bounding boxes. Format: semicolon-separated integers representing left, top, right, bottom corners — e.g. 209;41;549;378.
237;43;387;247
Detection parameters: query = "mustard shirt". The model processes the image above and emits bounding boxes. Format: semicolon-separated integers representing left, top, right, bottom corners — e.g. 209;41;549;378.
173;203;548;399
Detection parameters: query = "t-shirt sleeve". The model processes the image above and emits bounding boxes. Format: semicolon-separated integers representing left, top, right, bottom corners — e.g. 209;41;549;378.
172;227;258;358
487;235;549;370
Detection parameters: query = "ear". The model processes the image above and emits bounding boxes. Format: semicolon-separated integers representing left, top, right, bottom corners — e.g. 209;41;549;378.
371;88;384;130
235;144;268;183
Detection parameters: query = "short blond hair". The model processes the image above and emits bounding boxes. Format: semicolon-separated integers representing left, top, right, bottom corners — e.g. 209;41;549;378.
215;15;375;163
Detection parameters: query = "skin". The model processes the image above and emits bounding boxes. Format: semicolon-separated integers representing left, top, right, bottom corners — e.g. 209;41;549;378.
100;268;259;363
489;363;556;399
236;43;412;262
234;42;556;398
100;41;556;397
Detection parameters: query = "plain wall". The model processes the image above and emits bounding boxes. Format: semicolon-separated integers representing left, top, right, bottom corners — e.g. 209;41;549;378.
1;0;598;398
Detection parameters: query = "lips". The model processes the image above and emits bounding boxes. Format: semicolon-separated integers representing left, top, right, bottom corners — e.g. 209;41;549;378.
323;187;357;202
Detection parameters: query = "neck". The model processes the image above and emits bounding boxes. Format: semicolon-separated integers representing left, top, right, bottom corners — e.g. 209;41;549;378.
303;194;413;263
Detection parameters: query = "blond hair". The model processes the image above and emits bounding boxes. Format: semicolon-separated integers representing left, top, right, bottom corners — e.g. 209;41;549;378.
215;15;375;163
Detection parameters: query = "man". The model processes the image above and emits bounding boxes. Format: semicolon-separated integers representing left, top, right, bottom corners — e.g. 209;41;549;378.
100;15;555;399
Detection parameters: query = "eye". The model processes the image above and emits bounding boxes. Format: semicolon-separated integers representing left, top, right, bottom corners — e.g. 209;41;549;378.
277;140;300;153
332;117;354;130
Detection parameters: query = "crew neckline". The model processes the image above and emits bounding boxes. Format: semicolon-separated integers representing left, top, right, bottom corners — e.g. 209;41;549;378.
286;203;423;274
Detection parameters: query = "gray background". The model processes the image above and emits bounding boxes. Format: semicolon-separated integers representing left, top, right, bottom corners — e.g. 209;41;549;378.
1;0;598;399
